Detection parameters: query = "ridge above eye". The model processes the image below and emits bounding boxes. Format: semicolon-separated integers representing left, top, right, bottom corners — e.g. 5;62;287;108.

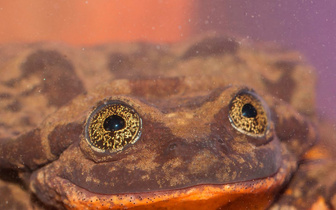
85;100;142;153
228;91;269;137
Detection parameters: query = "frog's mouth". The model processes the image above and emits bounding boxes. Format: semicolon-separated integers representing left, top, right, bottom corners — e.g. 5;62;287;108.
33;152;296;210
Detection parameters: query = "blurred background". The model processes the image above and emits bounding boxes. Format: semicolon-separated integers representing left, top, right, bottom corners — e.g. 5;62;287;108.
0;0;334;119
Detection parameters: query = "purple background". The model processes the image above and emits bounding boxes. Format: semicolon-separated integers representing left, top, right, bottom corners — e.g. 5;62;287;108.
198;0;336;120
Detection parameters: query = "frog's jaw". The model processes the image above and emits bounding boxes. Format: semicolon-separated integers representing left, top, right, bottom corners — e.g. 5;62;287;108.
39;162;295;210
29;145;296;210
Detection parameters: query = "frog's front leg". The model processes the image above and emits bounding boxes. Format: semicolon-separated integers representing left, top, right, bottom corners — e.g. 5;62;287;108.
270;120;336;209
0;171;33;209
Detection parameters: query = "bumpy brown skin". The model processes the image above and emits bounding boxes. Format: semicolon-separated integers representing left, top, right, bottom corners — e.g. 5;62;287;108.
0;36;333;209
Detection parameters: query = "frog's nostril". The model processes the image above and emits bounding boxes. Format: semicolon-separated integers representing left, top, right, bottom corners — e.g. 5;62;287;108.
168;143;178;151
164;141;187;156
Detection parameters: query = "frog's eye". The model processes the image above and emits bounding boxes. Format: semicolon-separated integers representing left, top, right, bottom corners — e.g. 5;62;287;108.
228;91;268;137
85;101;142;153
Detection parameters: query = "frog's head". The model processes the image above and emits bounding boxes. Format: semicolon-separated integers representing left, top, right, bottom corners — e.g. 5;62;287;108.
0;77;317;209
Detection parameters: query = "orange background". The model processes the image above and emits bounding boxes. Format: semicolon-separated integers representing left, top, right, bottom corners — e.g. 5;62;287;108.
0;0;334;120
0;0;197;45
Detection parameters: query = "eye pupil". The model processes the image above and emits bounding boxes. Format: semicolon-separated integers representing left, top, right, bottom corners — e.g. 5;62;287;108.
103;115;126;131
242;103;257;118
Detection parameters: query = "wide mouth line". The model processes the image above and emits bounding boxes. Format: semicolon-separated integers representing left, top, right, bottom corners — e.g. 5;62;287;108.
58;164;287;197
44;158;294;209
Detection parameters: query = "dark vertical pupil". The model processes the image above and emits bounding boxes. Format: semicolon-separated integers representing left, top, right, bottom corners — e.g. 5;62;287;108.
242;103;257;118
103;115;126;131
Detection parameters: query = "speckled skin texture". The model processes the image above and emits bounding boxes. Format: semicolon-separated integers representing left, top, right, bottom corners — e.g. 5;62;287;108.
0;36;334;209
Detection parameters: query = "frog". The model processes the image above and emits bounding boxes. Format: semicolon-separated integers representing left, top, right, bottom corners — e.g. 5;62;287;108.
0;36;335;209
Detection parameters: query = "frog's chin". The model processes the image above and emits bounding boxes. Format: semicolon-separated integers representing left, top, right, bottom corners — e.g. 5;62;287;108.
42;158;295;210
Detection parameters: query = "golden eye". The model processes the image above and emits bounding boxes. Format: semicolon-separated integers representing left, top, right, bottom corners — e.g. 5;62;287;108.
228;91;268;137
85;101;142;152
